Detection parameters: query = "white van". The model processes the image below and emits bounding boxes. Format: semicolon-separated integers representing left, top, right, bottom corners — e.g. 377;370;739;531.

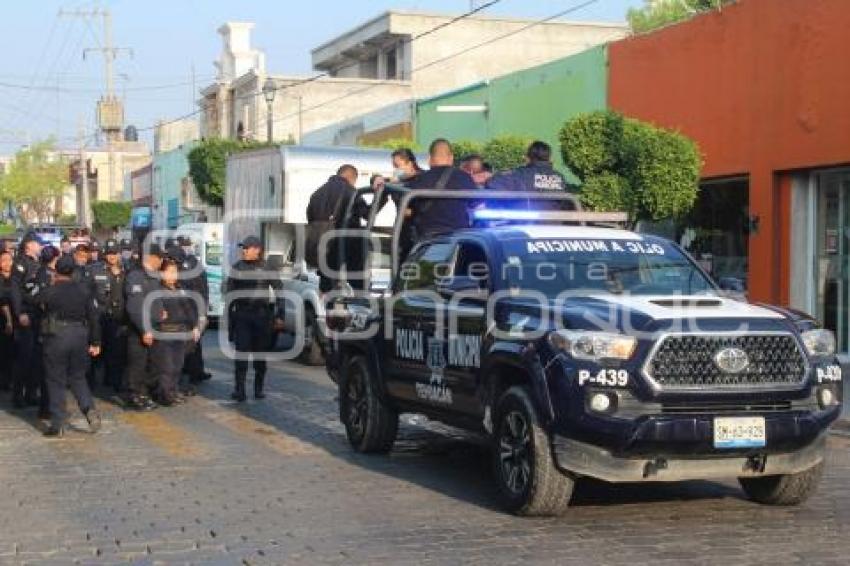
174;222;225;318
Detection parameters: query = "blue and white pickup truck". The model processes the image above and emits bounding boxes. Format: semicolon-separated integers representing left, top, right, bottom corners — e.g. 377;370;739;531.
326;191;842;516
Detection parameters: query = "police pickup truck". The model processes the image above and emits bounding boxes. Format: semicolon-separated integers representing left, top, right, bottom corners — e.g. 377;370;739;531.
325;190;842;516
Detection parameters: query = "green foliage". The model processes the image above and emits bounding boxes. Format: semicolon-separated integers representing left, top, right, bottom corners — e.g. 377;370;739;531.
559;110;702;222
188;138;271;206
91;201;132;230
56;213;77;225
451;140;485;165
0;140;68;222
482;135;532;171
363;137;422;152
627;0;733;34
0;222;14;236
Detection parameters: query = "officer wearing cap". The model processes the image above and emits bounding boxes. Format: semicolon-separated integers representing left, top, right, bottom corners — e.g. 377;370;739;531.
120;239;135;271
38;255;102;437
224;235;284;401
123;243;164;410
90;239;127;392
89;239;102;266
10;233;44;409
178;235;211;384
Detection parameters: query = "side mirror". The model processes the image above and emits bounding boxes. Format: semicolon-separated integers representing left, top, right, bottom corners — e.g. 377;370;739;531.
436;276;488;301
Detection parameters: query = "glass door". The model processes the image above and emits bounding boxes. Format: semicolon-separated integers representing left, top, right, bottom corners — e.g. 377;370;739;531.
815;171;850;352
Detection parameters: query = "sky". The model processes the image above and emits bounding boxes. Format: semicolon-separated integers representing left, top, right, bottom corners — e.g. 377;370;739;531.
0;0;644;154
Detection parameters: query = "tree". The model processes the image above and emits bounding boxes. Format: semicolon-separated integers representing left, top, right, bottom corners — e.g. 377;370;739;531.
91;201;131;230
187;138;272;206
559;110;702;223
361;137;422;152
451;140;485;165
0;140;69;224
627;0;733;34
482;135;532;171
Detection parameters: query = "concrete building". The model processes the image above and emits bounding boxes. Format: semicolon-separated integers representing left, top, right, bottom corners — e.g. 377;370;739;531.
151;142;220;230
201;14;626;146
154;118;200;154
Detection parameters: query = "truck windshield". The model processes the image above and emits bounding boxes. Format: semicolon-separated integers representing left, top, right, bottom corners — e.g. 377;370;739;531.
501;237;716;296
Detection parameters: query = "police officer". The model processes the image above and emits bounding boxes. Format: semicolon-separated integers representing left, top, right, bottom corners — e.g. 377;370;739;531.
90;239;127;392
403;139;478;259
0;249;15;392
120;239;135;271
178;235;211;384
124;243;164;410
38;255;102;437
89;239;102;266
485;140;570;209
224;236;284;402
10;234;44;410
150;257;201;406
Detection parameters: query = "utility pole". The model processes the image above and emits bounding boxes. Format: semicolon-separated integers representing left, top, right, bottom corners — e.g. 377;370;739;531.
61;7;133;204
78;117;91;228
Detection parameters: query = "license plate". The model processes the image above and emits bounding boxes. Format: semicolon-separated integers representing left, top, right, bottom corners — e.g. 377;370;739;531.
713;416;766;449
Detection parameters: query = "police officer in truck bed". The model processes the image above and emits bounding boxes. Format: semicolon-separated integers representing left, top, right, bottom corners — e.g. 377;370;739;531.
38;255;102;437
485;140;570;210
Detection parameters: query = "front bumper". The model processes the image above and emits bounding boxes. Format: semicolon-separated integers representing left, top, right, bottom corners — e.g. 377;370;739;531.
552;433;827;483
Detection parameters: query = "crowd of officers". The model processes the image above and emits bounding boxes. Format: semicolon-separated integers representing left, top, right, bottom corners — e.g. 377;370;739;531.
0;234;211;437
0;137;565;438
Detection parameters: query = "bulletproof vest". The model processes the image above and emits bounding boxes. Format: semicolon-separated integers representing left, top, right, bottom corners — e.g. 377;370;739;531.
229;260;275;311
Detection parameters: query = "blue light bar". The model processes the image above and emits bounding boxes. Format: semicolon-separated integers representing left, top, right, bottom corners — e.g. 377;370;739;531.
473;209;541;221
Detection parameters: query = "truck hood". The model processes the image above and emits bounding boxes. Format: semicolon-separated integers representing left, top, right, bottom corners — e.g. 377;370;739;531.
555;294;789;334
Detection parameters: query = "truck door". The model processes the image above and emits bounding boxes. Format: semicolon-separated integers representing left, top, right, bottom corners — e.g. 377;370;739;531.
442;240;489;417
385;240;456;406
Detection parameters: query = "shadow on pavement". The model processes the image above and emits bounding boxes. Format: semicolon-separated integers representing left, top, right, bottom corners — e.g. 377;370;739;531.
195;347;743;514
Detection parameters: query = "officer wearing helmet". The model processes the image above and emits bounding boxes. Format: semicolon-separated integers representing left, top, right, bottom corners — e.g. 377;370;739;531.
224;236;284;402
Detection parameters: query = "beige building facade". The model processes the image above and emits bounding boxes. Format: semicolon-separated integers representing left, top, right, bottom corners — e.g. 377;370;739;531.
200;13;627;146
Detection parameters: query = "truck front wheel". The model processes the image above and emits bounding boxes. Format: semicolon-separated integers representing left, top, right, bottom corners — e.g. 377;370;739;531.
340;355;398;453
493;386;573;516
739;462;824;506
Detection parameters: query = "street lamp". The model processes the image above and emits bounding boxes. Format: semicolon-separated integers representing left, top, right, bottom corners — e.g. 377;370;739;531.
262;77;276;143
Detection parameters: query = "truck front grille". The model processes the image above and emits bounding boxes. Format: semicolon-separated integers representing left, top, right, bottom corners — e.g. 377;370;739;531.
644;333;807;390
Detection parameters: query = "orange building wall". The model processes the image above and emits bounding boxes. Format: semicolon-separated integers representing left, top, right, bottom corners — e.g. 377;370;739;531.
608;0;850;304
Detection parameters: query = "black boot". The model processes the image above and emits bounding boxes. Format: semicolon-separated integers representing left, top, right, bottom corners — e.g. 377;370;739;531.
231;375;247;402
254;374;265;400
43;425;64;438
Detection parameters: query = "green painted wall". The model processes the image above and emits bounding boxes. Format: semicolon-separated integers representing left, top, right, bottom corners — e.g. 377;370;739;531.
415;45;609;168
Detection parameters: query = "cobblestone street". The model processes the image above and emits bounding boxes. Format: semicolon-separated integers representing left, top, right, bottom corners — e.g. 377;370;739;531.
0;332;847;565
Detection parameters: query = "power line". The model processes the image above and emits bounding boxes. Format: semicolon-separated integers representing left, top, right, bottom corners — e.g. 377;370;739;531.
0;77;217;94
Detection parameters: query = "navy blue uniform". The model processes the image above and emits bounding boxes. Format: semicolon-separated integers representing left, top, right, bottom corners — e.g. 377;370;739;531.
91;262;127;391
486;162;572;210
124;267;160;403
225;259;283;400
150;284;198;404
38;280;101;430
10;253;44;407
180;254;209;383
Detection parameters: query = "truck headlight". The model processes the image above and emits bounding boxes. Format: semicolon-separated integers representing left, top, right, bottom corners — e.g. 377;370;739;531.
548;330;636;361
801;329;836;357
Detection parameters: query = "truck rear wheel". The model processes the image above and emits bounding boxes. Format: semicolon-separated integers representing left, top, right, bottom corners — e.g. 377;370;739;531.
340;355;398;453
493;386;573;516
739;462;824;506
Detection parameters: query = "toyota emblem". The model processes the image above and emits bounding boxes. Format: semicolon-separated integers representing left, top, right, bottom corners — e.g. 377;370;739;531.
714;347;750;374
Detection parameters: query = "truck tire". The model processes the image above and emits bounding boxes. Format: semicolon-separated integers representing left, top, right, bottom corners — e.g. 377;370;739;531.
739;462;824;506
493;386;573;516
297;307;325;366
340;355;398;453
